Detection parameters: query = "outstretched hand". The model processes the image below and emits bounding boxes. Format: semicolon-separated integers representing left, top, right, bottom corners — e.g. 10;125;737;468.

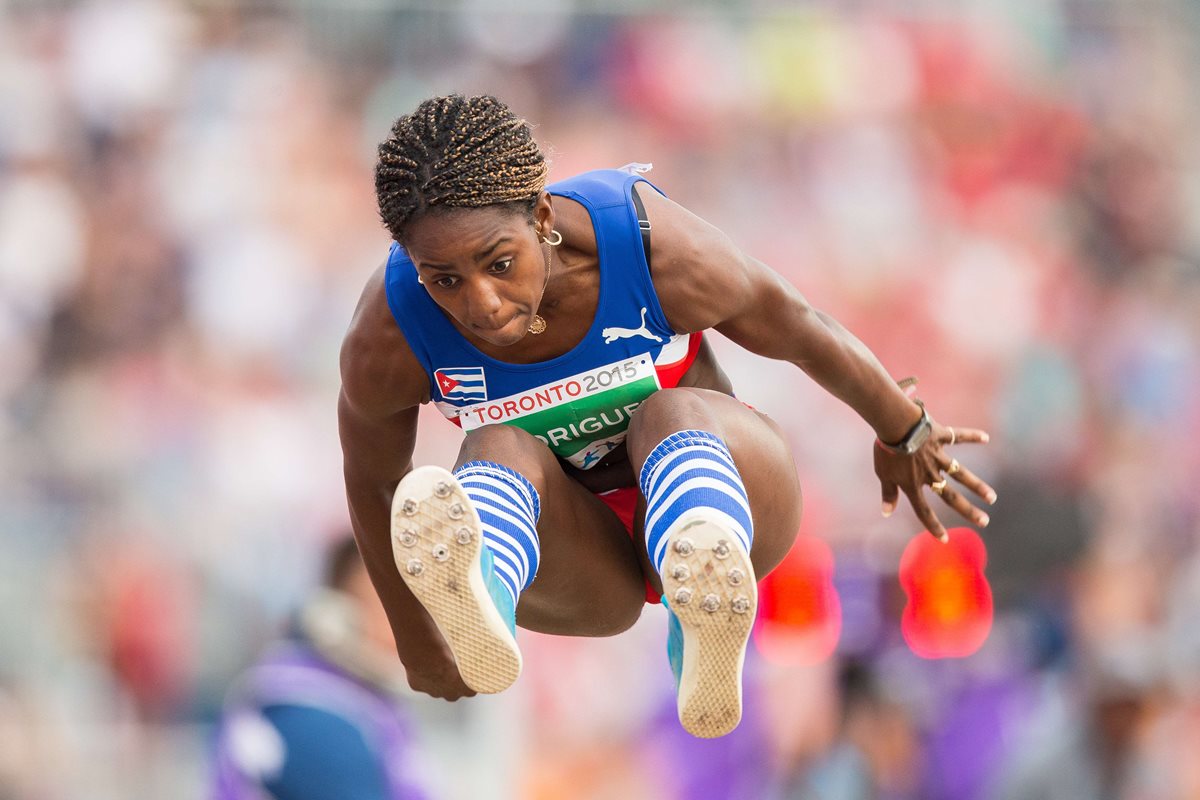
874;422;996;542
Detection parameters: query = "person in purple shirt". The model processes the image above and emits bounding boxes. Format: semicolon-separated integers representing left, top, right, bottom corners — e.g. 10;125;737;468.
211;538;431;800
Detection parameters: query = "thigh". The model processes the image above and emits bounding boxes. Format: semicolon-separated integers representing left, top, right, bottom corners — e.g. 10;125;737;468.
454;425;647;636
626;387;804;596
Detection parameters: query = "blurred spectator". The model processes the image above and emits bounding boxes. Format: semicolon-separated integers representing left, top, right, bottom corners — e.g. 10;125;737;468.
784;659;921;800
209;538;432;800
984;651;1160;800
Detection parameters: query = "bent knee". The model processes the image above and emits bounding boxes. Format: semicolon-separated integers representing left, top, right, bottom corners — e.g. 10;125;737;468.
459;424;555;476
629;387;718;439
463;423;544;451
633;386;722;417
628;387;761;455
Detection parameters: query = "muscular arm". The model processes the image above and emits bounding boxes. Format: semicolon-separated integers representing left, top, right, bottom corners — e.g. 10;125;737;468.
640;189;921;442
338;265;474;699
639;187;995;537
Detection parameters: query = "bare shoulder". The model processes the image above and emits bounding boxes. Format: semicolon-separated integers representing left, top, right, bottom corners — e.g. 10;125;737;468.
340;262;429;420
634;185;756;333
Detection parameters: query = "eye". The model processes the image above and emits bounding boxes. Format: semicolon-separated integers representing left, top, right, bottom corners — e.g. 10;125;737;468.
434;275;458;289
489;258;513;274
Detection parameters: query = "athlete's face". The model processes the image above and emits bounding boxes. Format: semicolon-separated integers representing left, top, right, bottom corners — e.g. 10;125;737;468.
404;195;555;347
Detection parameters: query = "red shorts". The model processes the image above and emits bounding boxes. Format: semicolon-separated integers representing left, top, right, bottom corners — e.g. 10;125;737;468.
596;486;660;604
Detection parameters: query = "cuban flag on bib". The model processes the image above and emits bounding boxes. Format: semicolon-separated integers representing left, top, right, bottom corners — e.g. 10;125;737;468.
434;367;488;402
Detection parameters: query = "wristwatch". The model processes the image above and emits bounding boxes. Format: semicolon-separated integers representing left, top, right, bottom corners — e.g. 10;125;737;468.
877;401;931;456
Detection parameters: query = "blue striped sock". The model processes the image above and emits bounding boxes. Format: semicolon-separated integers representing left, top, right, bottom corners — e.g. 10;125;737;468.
454;461;541;608
638;430;753;574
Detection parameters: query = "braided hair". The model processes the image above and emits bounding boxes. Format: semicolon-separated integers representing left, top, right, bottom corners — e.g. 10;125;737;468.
374;94;548;242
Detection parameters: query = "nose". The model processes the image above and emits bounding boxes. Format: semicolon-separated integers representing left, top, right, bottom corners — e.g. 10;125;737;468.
466;279;504;325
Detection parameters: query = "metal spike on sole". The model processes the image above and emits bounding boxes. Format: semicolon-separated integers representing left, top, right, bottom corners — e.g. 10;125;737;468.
391;466;521;694
663;517;757;739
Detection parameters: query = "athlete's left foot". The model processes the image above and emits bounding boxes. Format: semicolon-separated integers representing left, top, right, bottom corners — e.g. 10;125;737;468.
391;466;521;694
661;513;758;738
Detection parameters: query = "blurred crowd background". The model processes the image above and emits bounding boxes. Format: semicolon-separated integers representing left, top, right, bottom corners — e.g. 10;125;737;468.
2;0;1199;798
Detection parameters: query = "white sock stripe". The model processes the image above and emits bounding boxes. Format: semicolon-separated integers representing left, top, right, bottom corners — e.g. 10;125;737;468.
489;557;521;595
639;430;756;579
484;536;522;572
457;473;532;512
645;430;727;458
645;488;750;536
645;476;753;535
446;460;543;598
639;430;736;489
645;453;748;507
484;543;527;595
482;544;530;587
455;462;541;520
650;508;753;571
647;456;740;501
482;529;537;581
644;445;739;496
646;458;748;505
648;435;738;472
479;527;532;577
457;473;537;518
480;525;528;563
473;500;540;547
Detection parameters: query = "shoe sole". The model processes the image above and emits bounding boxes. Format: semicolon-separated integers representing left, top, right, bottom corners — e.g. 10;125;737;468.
391;465;521;694
662;516;757;738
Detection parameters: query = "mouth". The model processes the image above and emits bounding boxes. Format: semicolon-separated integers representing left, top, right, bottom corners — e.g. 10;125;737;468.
473;318;516;333
469;315;533;345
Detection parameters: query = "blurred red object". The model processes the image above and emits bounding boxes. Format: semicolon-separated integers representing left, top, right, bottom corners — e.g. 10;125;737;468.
755;534;841;665
899;527;993;658
101;546;196;718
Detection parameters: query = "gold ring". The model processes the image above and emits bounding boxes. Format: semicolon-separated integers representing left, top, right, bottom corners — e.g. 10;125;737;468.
930;478;948;495
947;458;961;476
948;426;956;446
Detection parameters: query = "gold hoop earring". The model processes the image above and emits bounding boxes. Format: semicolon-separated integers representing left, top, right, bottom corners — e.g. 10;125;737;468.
541;229;563;247
416;275;424;285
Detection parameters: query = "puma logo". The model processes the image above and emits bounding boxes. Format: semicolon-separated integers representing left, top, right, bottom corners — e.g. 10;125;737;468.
602;307;663;344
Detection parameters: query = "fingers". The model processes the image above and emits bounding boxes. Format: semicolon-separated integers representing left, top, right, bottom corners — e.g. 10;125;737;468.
909;464;991;542
956;465;998;507
942;426;989;446
937;455;998;506
877;424;995;542
933;481;991;528
904;485;948;542
881;479;900;518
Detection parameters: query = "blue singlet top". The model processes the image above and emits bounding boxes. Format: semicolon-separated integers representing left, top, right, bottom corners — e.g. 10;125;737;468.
384;167;702;470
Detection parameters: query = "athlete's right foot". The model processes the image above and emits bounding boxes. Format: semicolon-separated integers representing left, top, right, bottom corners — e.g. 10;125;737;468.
391;465;521;694
661;514;758;738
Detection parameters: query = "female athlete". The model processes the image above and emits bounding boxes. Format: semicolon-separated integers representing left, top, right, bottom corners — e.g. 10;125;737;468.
338;94;996;738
